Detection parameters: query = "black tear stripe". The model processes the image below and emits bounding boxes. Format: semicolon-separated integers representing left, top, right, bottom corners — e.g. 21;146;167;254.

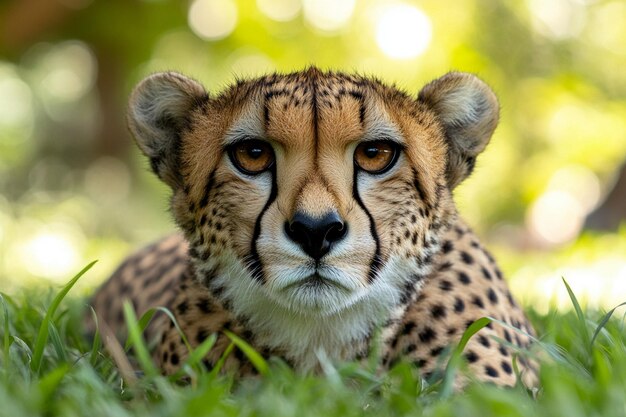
352;169;382;284
198;169;216;208
248;165;278;282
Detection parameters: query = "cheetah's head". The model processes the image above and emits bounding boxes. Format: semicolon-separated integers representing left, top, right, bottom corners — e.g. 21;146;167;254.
127;68;498;319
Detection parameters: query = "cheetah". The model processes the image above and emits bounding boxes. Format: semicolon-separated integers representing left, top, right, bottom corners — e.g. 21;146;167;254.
90;68;537;387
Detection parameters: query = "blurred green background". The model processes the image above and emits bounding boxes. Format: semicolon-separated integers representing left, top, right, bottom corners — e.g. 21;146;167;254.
1;0;625;311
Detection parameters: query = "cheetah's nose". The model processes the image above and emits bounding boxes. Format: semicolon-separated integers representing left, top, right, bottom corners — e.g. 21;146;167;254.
284;211;347;261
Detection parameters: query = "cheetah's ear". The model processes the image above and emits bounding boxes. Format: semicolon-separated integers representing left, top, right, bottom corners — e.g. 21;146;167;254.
128;72;208;189
418;72;499;189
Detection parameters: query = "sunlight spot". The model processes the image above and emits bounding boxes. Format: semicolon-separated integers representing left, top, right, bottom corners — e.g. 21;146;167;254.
39;41;96;103
527;0;586;40
188;0;238;41
257;0;301;22
375;4;432;59
512;259;626;314
547;165;601;214
527;190;584;246
19;228;83;281
302;0;356;32
0;63;33;129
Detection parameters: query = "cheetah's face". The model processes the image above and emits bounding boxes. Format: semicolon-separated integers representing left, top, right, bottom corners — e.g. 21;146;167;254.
128;69;498;316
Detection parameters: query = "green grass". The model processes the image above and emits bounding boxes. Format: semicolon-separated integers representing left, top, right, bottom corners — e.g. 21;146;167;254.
1;264;626;417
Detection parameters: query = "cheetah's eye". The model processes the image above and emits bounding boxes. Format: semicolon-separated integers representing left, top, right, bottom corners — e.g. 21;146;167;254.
229;140;275;175
354;141;400;174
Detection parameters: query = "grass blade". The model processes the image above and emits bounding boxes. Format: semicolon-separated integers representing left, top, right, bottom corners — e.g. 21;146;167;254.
31;261;96;373
1;294;11;365
169;333;218;381
123;301;158;378
123;308;157;351
590;301;626;348
37;364;69;404
562;278;590;347
440;317;492;398
209;342;235;379
47;322;67;364
224;330;269;375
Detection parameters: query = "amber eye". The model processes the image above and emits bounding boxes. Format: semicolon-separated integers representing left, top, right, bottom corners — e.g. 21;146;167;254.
354;141;399;174
229;140;275;175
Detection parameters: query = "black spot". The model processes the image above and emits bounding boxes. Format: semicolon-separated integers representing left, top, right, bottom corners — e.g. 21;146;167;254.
411;214;417;223
481;267;492;280
441;240;453;253
460;251;474;264
414;358;427;368
499;344;509;357
487;288;499;304
439;280;453;291
454;297;465;313
478;335;490;348
495;268;503;280
411;232;418;245
431;304;447;319
418;327;436;343
176;301;189;315
196;329;209;344
465;350;479;363
234;347;246;361
504;330;512;344
196;298;213;314
162;351;169;362
446;327;456;336
170;353;180;365
430;346;444;357
202;358;213;370
200;214;208;226
402;321;416;335
472;295;484;308
485;365;499;378
457;271;471;284
405;343;417;353
507;292;516;307
404;230;410;239
501;361;513;375
438;261;453;271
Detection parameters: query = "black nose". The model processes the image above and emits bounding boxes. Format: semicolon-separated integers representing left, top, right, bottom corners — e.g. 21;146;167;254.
284;211;348;260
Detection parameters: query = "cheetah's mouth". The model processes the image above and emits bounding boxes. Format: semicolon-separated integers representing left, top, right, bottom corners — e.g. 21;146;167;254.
284;273;351;292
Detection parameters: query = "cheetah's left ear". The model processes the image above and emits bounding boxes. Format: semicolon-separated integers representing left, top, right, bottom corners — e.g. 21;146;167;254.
418;72;499;189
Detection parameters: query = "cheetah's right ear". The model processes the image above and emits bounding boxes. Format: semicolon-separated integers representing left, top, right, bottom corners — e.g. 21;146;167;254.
418;72;499;189
128;72;208;189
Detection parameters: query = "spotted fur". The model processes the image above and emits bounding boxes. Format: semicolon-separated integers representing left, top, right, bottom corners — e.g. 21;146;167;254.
89;68;537;387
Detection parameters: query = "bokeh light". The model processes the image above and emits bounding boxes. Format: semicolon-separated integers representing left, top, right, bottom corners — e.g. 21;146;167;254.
527;0;587;39
188;0;238;40
0;63;33;130
302;0;356;32
375;4;432;59
16;223;85;282
257;0;301;22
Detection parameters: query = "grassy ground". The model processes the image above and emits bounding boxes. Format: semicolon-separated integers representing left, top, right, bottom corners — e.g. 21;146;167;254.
1;263;626;417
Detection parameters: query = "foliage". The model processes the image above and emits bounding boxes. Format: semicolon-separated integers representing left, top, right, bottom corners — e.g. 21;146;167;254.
1;0;625;294
1;265;626;416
